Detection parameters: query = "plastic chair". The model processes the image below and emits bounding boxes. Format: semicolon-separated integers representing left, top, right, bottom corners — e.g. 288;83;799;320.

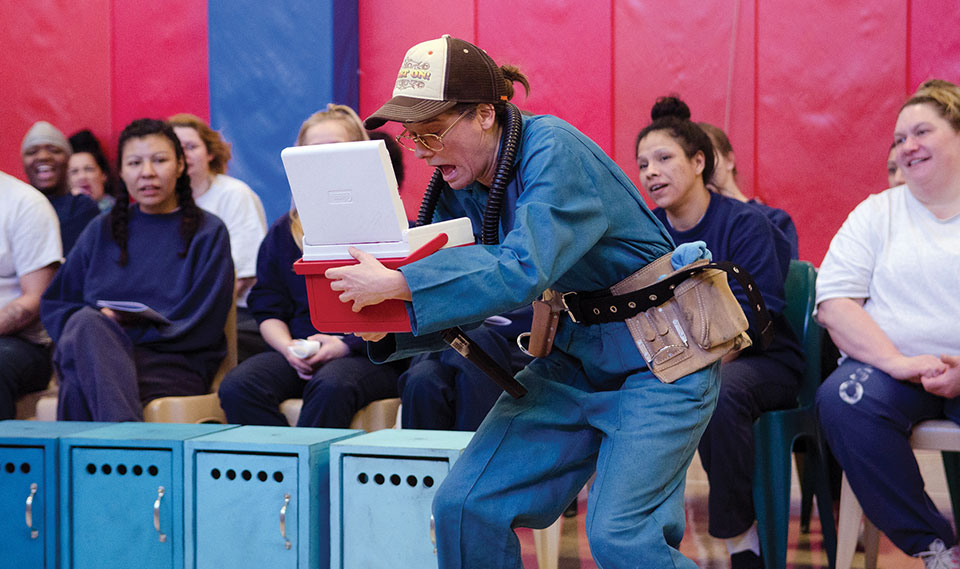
752;260;837;569
142;303;237;423
835;419;960;569
279;397;402;432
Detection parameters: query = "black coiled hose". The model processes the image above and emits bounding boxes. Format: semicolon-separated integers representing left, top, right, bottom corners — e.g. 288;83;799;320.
415;102;523;246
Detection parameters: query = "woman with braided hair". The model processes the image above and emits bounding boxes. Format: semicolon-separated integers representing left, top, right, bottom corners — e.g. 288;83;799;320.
41;118;234;421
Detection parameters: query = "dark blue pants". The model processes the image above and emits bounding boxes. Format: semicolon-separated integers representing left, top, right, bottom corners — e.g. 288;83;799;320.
817;358;960;555
0;336;52;420
398;326;515;431
698;353;802;538
53;307;209;421
218;350;400;428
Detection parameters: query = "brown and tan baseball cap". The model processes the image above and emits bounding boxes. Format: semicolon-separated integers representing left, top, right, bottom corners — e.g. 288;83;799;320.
364;35;508;130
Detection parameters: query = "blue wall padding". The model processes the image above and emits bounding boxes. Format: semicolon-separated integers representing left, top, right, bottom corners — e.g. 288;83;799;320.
208;0;359;225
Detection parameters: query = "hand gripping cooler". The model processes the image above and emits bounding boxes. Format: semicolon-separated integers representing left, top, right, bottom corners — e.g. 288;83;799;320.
282;140;473;333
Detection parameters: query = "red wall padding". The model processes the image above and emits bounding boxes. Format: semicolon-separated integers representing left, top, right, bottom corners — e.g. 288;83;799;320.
4;1;958;264
756;0;908;262
111;0;209;135
0;0;113;177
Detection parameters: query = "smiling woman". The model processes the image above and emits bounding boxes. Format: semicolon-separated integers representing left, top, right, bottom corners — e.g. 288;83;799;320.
815;79;960;567
39;118;235;422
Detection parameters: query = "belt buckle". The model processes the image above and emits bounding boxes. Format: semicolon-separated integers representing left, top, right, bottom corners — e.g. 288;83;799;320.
560;291;579;324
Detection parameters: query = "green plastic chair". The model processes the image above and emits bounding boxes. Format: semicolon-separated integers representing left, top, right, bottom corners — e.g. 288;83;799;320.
752;260;837;569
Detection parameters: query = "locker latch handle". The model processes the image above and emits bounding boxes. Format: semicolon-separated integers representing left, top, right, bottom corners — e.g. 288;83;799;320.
26;483;39;539
430;514;437;555
280;493;292;550
153;486;167;543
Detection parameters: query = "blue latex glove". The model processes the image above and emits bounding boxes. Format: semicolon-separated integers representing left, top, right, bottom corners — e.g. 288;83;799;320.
668;240;712;272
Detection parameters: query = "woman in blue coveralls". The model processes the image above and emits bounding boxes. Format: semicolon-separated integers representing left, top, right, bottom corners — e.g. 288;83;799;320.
324;35;721;569
635;96;803;569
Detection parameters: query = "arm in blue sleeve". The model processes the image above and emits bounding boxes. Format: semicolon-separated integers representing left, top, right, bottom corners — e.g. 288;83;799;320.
401;130;610;334
40;230;94;343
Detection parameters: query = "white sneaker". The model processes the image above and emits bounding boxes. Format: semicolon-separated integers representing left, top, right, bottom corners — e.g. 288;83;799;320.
916;539;960;569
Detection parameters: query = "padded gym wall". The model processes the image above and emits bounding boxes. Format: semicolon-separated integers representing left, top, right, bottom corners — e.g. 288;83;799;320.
357;0;959;263
208;0;359;224
3;1;958;263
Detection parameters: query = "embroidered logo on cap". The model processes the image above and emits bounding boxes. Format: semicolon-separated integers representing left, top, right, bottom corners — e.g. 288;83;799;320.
391;37;447;101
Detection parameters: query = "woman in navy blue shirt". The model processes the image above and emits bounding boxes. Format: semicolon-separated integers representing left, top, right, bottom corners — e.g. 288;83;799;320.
216;105;401;427
635;96;804;569
41;119;234;421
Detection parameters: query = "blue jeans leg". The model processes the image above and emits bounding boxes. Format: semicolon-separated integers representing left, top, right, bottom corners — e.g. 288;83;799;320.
432;342;719;569
816;358;957;554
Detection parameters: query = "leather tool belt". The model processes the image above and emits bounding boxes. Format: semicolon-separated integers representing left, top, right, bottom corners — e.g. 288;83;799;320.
518;252;773;383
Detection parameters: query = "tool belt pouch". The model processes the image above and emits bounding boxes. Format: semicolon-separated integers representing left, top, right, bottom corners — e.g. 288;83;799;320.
613;253;753;383
518;291;562;358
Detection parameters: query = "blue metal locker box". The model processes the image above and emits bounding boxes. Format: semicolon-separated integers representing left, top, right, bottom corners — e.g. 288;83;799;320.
329;430;474;569
183;426;362;569
58;423;236;569
0;421;107;569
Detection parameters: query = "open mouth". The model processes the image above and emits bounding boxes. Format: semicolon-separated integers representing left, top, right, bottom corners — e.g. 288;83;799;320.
438;165;456;178
648;183;667;192
906;157;929;167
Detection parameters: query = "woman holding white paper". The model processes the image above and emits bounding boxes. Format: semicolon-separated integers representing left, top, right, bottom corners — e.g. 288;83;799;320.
40;118;234;421
325;35;720;569
216;104;402;428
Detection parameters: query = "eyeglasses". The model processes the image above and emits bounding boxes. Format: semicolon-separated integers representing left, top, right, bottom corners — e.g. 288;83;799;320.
396;111;469;152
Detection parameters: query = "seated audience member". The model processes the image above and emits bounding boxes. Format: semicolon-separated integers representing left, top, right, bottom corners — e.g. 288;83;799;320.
887;140;906;187
68;129;116;212
217;105;402;428
816;79;960;568
41;119;234;422
398;309;532;431
698;121;799;260
168;113;268;361
0;171;61;419
21;121;100;255
636;96;804;569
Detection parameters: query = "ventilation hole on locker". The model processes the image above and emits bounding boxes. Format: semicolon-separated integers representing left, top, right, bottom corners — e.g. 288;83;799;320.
117;464;127;475
257;471;267;482
374;473;385;485
101;464;112;475
273;471;284;483
133;465;143;476
390;474;401;486
148;465;158;476
423;476;434;488
85;463;96;475
211;468;221;480
357;473;368;484
4;462;13;473
20;463;31;474
406;475;417;487
241;470;252;481
226;469;236;480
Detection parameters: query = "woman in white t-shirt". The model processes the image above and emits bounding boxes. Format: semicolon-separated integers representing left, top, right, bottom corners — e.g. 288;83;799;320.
815;79;960;568
169;114;268;360
168;113;267;302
